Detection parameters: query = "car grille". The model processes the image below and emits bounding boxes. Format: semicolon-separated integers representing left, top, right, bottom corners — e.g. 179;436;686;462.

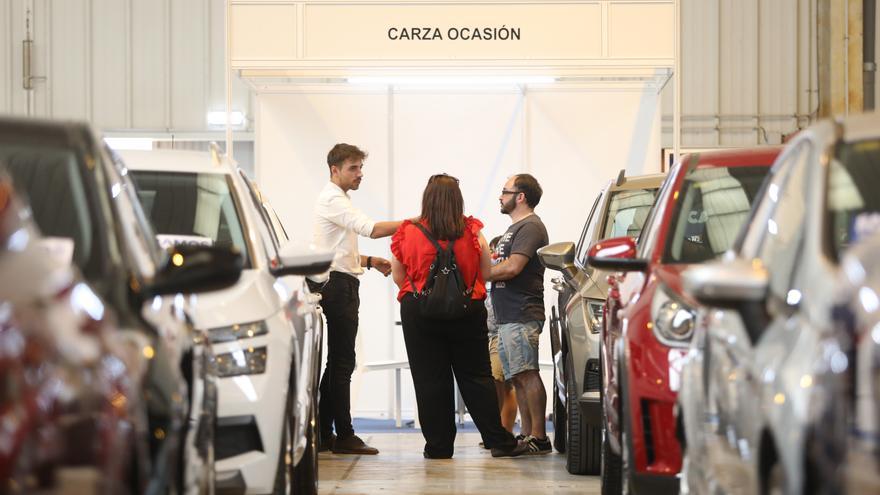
583;358;601;391
215;416;263;460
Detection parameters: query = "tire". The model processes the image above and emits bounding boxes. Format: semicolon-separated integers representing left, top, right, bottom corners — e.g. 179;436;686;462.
272;392;293;495
553;378;567;454
601;425;623;495
565;361;601;475
292;396;319;494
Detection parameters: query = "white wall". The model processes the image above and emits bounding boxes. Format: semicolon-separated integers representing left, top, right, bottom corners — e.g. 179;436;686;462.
255;84;661;418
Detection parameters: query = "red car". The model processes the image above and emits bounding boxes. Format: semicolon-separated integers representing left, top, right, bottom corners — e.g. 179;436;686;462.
0;172;149;494
588;148;780;495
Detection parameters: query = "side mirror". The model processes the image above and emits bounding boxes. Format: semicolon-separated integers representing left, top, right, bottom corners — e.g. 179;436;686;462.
682;258;770;343
537;242;578;280
586;236;647;272
271;241;334;277
147;244;243;297
682;259;768;308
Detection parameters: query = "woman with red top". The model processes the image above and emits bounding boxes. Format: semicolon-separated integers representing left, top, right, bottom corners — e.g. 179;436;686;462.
391;174;521;459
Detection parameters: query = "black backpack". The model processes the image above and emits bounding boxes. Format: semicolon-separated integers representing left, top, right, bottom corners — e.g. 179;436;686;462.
406;222;478;320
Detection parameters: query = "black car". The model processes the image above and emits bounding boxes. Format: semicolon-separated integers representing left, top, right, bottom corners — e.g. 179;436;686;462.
0;118;242;494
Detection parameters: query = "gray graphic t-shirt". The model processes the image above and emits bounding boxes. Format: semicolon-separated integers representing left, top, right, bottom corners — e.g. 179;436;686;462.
491;214;549;324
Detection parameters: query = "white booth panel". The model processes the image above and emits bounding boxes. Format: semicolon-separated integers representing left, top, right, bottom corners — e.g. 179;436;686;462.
391;91;525;237
255;86;661;418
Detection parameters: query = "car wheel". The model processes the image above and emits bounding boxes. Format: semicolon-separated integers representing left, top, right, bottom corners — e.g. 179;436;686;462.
272;391;294;495
565;360;600;474
553;377;567;454
292;393;319;494
600;422;623;495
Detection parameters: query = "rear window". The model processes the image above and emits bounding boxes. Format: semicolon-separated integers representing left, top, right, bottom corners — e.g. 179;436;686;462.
601;188;658;240
827;139;880;257
130;171;251;266
0;145;94;272
664;165;770;264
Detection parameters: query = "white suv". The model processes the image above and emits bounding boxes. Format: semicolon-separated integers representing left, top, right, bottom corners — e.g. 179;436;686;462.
119;149;331;495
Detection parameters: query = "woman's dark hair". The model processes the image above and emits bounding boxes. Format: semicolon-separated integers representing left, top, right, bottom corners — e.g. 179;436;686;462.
420;174;465;241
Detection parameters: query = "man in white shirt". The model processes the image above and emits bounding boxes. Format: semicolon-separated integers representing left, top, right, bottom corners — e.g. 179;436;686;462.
308;143;403;455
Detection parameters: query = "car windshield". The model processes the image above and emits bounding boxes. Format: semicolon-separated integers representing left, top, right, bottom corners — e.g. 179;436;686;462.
827;138;880;258
601;188;658;240
130;171;251;266
664;165;770;263
0;145;96;274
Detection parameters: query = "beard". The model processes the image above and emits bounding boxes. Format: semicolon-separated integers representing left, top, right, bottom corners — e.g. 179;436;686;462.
500;195;516;214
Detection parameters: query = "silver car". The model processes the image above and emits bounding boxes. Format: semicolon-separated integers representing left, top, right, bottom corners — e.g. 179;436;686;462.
678;112;880;494
537;171;664;474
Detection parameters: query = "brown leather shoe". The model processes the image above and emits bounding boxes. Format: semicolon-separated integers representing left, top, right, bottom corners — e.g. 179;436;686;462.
331;434;379;455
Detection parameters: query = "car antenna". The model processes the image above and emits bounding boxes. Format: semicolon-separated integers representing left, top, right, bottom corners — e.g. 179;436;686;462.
615;169;626;186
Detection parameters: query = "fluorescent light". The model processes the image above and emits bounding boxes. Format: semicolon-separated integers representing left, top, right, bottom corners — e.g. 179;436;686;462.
346;76;557;86
104;137;153;151
207;111;246;127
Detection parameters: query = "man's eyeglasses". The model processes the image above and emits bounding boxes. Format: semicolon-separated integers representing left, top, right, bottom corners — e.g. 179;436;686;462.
430;173;459;184
500;189;521;196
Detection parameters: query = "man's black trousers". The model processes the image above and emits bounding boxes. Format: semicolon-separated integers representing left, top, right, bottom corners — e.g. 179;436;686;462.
400;293;516;458
309;271;359;440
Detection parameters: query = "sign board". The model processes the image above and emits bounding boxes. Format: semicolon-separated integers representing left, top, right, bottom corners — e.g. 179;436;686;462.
229;0;675;77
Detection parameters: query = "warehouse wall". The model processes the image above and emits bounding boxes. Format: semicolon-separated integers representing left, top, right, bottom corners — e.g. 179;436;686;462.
256;85;662;418
2;0;871;146
0;0;252;131
661;0;818;147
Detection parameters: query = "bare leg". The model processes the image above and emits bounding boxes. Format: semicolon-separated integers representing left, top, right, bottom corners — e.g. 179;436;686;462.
513;370;547;439
514;379;532;437
499;382;518;432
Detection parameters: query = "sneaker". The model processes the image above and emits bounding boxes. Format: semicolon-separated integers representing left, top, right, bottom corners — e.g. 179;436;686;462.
318;433;336;453
331;434;379;455
521;435;552;455
515;433;526;442
490;439;528;458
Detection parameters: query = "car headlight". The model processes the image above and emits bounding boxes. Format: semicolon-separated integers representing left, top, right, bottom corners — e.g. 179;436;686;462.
650;284;695;347
208;320;269;343
216;347;268;377
586;300;604;334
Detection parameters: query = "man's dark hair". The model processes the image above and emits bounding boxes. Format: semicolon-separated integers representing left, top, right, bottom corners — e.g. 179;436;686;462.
327;143;367;170
489;235;502;251
513;173;543;208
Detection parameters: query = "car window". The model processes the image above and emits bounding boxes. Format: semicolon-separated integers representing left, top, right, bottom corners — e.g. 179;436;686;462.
637;169;676;259
574;193;602;268
0;145;94;271
826;138;880;260
238;169;287;252
753;143;811;303
104;147;163;278
601;188;659;240
663;165;770;263
129;170;252;268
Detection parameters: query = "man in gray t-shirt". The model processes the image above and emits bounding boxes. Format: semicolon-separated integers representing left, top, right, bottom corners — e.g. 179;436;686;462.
488;173;551;455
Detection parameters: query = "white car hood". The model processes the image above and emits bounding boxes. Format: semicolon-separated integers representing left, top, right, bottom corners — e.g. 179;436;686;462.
186;269;282;330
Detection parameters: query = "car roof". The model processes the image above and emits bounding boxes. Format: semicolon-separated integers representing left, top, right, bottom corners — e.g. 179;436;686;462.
684;146;783;168
117;149;232;176
0;117;93;148
609;172;667;192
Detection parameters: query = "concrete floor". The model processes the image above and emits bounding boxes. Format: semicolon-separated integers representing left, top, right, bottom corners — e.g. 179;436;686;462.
318;432;601;494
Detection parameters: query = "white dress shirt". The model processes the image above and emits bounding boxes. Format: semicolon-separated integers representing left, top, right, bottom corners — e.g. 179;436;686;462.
310;182;376;281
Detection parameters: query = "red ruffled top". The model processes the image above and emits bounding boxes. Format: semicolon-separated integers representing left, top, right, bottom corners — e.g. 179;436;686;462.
391;216;487;302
